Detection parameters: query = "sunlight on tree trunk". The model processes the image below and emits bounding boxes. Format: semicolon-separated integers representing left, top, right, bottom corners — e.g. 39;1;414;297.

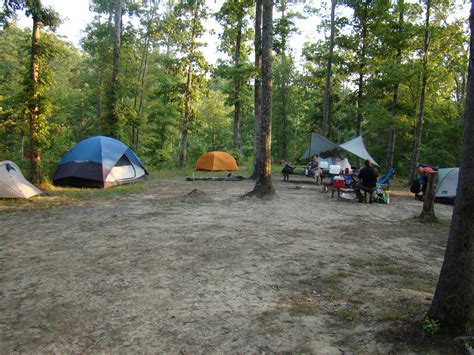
251;0;262;180
29;2;41;185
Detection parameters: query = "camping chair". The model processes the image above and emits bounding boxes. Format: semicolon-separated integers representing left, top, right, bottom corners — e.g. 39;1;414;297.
377;167;395;190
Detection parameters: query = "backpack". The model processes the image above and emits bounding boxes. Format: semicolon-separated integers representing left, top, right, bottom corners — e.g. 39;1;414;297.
372;186;390;204
373;191;390;204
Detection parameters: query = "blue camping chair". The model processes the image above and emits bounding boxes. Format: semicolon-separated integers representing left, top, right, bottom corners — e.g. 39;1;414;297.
377;167;395;189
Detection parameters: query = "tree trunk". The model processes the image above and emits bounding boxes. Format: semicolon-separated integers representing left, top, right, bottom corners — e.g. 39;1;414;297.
386;0;404;168
356;2;368;136
386;128;396;167
251;0;263;180
178;1;199;168
29;1;41;185
427;2;474;335
321;0;336;138
178;60;193;169
279;4;288;162
248;0;275;198
409;0;431;183
419;172;436;220
233;18;243;151
105;0;124;138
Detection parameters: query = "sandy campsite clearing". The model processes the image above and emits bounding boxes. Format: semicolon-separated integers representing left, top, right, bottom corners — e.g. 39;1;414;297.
0;175;460;353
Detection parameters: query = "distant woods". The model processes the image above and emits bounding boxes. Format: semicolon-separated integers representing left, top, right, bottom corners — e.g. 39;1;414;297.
0;0;468;182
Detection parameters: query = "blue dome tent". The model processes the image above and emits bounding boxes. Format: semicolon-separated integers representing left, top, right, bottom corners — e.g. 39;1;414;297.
52;136;148;188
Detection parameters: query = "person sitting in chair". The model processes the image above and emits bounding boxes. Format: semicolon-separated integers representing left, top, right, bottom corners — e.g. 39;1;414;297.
305;156;322;185
354;159;379;203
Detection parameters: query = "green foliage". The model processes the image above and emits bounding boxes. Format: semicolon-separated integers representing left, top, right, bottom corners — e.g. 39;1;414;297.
421;317;440;335
0;0;468;181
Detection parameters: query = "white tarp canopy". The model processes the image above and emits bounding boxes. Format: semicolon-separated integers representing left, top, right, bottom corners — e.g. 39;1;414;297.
0;161;43;198
300;132;339;160
339;136;379;166
436;168;459;198
301;133;379;167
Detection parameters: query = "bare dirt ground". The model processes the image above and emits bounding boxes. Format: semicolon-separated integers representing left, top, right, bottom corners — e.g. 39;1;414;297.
0;175;461;353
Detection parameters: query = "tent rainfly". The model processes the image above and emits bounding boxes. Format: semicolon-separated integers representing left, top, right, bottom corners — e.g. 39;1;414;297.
0;161;43;198
300;132;339;160
52;136;148;188
195;152;238;172
339;136;379;166
300;133;379;166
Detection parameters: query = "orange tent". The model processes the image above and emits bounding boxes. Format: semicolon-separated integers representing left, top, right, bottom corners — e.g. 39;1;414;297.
195;152;238;172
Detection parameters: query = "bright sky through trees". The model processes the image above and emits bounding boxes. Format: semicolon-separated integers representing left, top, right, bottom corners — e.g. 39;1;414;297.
15;0;322;66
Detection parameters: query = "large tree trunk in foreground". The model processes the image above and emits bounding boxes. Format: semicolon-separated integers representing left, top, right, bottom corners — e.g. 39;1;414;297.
409;0;431;183
29;1;42;185
248;0;275;197
251;0;262;179
427;1;474;336
321;0;336;138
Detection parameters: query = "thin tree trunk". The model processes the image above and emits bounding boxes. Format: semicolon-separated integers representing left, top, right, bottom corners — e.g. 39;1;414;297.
248;0;275;198
427;1;474;334
321;0;336;138
178;60;193;168
387;0;404;168
233;18;243;151
409;0;431;183
279;3;288;162
251;0;263;179
29;1;41;185
356;12;367;136
178;1;198;168
106;0;124;138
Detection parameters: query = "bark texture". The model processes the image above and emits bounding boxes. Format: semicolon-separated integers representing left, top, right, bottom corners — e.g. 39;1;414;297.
104;0;124;138
321;0;336;138
248;0;275;198
419;173;436;221
427;1;474;336
251;0;263;180
233;19;243;151
409;0;431;183
29;0;41;185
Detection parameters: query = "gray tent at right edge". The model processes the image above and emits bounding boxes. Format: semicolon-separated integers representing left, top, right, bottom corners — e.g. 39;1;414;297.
435;167;459;203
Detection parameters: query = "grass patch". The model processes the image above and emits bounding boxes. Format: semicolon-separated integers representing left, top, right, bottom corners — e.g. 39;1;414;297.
339;308;360;321
404;276;437;293
378;301;420;322
326;271;351;285
277;297;318;316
